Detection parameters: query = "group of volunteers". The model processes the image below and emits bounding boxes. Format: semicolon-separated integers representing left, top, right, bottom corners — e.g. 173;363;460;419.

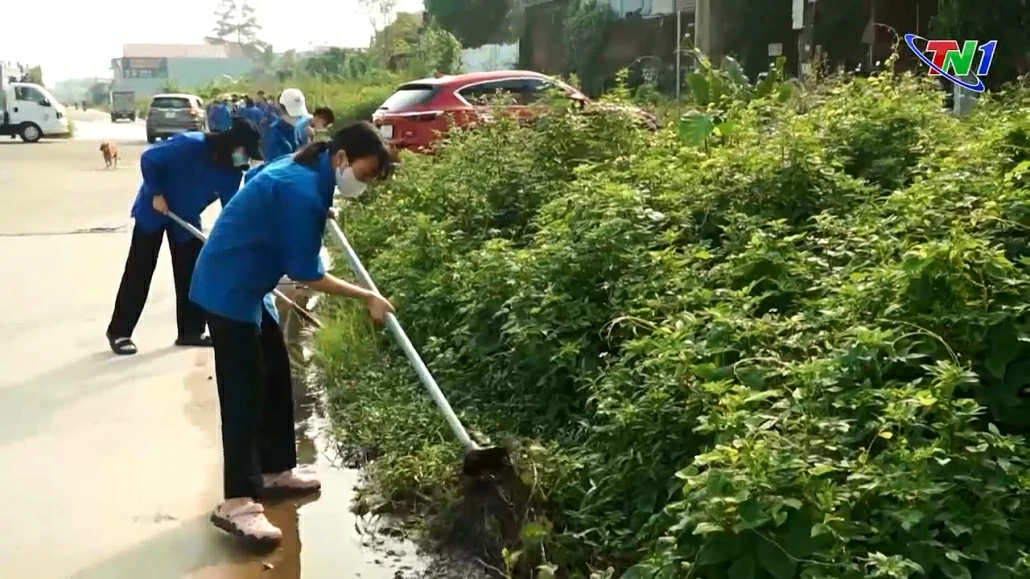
205;89;336;157
105;87;396;545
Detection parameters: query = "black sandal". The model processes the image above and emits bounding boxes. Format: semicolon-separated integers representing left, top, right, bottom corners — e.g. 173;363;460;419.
175;334;212;348
108;336;138;356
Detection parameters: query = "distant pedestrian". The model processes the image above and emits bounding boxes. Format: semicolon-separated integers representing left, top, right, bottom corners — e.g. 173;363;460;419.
208;99;232;132
262;88;308;162
256;91;277;134
238;97;263;131
105;119;263;355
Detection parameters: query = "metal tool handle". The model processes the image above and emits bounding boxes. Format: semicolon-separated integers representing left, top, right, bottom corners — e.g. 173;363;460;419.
166;211;323;329
326;218;479;451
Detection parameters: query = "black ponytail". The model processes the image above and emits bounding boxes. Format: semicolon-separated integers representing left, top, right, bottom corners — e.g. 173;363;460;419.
292;141;331;166
292;121;394;180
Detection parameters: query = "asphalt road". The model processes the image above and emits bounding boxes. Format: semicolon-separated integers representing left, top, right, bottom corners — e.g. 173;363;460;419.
0;112;424;578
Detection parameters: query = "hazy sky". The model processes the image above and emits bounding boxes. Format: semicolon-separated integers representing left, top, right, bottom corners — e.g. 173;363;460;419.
0;0;424;84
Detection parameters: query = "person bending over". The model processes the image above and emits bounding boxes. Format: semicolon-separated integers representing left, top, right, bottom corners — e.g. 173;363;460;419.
189;121;394;545
105;118;262;355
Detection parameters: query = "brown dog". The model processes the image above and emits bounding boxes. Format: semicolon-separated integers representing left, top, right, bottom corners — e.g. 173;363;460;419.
100;142;119;169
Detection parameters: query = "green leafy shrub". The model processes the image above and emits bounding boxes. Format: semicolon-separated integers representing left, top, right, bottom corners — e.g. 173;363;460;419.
314;70;1030;578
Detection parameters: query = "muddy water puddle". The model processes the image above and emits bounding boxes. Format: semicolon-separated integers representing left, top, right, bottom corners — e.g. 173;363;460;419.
188;382;430;579
193;301;432;579
187;444;426;578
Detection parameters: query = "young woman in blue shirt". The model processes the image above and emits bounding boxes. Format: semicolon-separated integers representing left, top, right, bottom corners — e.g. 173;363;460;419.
106;118;263;356
190;121;395;545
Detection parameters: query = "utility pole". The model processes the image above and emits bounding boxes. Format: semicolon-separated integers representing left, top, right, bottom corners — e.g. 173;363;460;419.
692;0;713;59
803;0;816;71
677;0;704;111
793;0;816;76
675;6;682;105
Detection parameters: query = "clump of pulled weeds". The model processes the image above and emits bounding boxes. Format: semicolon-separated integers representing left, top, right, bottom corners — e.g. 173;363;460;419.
333;431;545;579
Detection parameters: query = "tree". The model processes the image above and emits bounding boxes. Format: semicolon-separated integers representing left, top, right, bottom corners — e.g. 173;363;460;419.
370;11;422;68
207;0;268;55
933;0;1030;86
209;0;238;43
358;0;398;35
719;0;794;79
303;48;375;79
259;45;276;69
366;13;463;73
23;65;43;85
425;0;513;48
237;1;265;50
276;49;300;82
419;25;463;75
87;81;112;106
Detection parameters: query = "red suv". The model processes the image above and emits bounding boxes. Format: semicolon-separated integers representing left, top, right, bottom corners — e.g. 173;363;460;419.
371;70;656;153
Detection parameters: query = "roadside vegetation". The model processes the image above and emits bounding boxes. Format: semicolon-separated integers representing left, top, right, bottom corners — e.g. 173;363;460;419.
310;56;1030;579
108;1;1030;576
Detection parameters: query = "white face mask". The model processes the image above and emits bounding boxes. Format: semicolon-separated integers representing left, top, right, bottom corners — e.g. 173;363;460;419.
335;166;367;199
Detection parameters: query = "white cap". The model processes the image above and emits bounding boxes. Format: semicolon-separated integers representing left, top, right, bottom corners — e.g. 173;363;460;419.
279;88;308;118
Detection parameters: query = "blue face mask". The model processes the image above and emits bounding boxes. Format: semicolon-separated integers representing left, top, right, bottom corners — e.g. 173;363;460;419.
231;150;249;168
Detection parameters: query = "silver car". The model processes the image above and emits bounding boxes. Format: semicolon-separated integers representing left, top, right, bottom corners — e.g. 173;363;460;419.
145;93;206;143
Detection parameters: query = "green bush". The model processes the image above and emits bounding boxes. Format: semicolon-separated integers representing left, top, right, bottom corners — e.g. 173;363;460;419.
313;72;1030;578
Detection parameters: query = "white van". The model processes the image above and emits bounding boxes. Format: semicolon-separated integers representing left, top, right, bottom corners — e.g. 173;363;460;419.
0;82;71;142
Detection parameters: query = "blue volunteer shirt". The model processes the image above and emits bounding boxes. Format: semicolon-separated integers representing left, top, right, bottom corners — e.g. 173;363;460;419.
190;152;335;325
261;102;278;126
225;162;283;321
240;105;263;129
295;115;312;146
262;118;301;162
131;132;243;244
208;103;231;132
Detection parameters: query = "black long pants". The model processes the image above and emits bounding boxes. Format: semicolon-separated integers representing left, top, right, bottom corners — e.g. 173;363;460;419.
208;308;297;499
107;224;206;339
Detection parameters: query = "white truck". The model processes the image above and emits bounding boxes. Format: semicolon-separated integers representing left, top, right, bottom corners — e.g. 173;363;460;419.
0;72;71;142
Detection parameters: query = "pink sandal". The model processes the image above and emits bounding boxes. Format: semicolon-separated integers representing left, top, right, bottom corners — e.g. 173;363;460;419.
210;502;282;545
261;468;322;498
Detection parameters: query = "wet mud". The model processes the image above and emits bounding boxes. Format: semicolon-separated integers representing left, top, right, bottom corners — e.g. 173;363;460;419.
276;293;503;579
